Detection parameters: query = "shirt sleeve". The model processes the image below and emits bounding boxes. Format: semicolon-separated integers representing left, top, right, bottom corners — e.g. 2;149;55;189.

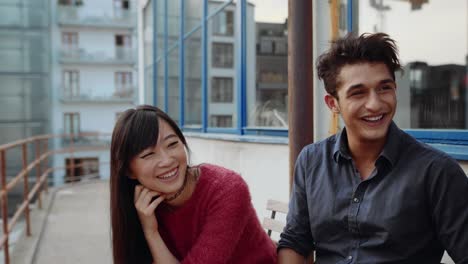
277;147;314;257
428;156;468;263
181;173;255;264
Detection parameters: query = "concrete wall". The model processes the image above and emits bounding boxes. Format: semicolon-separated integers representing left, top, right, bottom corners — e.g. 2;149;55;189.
186;136;290;219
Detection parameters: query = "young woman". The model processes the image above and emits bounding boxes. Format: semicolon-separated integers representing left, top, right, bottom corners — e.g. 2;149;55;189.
110;105;277;264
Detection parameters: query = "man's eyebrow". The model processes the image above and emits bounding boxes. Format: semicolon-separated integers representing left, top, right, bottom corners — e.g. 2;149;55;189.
346;79;395;93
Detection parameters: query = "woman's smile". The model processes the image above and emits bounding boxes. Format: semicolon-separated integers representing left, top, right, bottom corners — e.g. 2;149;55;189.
156;167;179;183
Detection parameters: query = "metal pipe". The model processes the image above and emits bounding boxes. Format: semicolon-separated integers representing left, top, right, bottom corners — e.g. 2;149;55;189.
22;144;31;236
36;140;42;209
1;150;10;264
288;0;314;193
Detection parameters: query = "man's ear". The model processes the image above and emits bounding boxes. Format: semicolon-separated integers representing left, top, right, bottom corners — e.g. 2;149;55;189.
325;94;340;113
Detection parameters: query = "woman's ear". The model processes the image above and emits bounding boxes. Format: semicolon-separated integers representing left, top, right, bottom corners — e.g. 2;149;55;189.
324;94;340;113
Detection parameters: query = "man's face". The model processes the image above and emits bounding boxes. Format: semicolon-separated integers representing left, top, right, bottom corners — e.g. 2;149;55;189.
325;62;397;144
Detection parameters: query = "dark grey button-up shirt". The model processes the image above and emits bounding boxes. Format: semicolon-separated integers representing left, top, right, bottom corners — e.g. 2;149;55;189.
278;122;468;264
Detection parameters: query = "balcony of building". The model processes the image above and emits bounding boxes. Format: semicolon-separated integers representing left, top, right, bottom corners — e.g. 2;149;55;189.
57;5;135;30
58;47;135;66
59;86;135;103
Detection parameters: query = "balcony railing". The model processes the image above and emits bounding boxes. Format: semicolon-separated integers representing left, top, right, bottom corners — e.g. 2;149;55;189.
57;6;135;29
59;47;135;65
60;86;135;103
0;132;111;264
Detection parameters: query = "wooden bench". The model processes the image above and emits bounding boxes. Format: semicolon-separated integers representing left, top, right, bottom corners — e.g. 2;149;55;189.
263;199;315;263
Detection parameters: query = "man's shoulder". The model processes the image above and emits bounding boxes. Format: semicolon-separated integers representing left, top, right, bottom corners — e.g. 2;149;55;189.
398;130;459;168
298;135;338;163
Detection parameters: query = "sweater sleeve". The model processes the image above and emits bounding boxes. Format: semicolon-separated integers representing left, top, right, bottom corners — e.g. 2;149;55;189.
181;172;252;264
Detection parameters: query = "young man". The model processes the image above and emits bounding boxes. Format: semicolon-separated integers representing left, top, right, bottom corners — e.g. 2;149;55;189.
278;33;468;263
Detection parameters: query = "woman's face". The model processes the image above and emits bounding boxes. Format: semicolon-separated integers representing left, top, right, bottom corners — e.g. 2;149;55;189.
128;119;188;196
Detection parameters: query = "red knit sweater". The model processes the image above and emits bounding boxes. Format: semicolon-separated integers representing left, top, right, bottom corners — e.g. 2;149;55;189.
156;164;277;264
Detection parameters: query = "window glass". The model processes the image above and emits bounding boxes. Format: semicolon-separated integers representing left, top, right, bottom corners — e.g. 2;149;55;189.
248;0;288;128
358;0;468;129
207;3;236;128
184;29;202;127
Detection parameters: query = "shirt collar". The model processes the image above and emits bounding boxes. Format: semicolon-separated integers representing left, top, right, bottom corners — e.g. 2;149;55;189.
332;121;402;167
332;128;352;162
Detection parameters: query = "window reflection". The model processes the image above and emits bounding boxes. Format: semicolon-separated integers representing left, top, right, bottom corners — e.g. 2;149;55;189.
359;0;468;129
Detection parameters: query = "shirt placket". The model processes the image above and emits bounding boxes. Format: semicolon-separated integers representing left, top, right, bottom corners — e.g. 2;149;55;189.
346;164;370;263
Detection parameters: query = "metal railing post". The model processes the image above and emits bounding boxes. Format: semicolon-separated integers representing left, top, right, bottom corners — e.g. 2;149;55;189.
35;140;42;209
43;139;49;193
22;144;31;236
70;134;75;182
1;150;10;264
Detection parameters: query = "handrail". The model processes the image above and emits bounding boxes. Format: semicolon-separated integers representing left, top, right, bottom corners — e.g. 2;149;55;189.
0;132;111;264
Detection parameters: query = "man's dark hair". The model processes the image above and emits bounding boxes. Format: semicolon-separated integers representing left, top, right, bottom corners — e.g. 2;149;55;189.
316;32;402;98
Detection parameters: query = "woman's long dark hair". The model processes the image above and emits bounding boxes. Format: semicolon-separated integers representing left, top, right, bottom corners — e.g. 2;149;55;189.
110;105;188;264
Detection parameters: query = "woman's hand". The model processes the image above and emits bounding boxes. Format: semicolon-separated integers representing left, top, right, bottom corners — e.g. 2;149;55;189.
134;185;165;238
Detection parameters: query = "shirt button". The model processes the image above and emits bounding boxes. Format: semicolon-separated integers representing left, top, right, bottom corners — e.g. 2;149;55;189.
348;255;353;260
353;197;359;203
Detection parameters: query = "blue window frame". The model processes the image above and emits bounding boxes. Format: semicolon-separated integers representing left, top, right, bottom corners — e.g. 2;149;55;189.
150;0;468;160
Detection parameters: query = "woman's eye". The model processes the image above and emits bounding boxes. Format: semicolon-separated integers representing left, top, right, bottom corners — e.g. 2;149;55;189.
140;152;154;159
168;141;179;148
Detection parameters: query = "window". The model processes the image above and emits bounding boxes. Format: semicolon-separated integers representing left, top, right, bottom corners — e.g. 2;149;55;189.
115;34;132;60
65;157;99;180
115;72;133;98
213;10;234;36
114;0;130;18
58;0;83;6
211;77;233;103
62;70;79;98
210;115;232;128
64;112;80;135
358;0;467;130
212;43;233;68
62;32;78;56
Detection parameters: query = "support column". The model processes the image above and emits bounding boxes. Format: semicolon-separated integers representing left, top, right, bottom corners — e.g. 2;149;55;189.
288;0;314;193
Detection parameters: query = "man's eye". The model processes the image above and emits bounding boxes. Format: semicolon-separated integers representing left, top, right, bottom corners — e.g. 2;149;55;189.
350;91;364;96
140;152;154;159
381;85;393;90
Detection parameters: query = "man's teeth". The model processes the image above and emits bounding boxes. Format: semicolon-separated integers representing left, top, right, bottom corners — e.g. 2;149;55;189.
363;115;383;122
158;169;177;179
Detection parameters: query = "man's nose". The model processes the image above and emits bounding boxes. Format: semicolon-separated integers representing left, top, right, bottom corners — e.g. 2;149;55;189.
365;91;382;111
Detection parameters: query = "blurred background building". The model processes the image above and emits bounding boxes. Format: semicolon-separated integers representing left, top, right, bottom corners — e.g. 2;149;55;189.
0;0;50;181
51;0;138;184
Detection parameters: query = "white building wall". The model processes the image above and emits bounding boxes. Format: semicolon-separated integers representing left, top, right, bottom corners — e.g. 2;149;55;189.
186;136;290;219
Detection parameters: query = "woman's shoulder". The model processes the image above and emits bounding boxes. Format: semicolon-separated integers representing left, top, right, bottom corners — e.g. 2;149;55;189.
198;163;248;192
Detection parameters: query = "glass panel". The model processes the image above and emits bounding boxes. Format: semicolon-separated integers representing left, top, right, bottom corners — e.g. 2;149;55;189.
358;0;468;129
143;0;153;67
168;48;180;123
248;0;288;128
184;29;202;126
185;0;202;34
157;59;165;109
145;65;154;105
210;4;234;36
168;0;180;49
156;0;164;58
207;2;236;128
0;0;50;146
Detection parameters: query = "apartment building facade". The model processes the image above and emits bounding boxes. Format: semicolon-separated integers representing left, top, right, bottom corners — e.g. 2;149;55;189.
52;0;138;184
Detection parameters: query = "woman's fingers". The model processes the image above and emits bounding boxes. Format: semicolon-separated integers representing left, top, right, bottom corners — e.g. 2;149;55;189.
145;195;165;214
134;186;162;213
